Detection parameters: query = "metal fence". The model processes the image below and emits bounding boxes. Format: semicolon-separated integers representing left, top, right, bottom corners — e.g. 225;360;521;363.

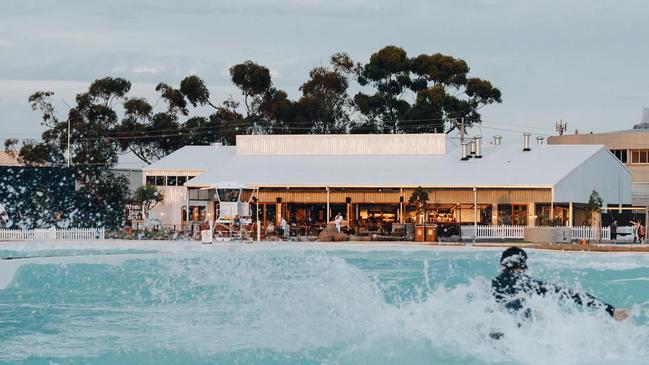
0;228;105;241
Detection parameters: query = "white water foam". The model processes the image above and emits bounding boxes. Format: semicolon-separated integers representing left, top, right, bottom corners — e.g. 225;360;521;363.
1;248;649;364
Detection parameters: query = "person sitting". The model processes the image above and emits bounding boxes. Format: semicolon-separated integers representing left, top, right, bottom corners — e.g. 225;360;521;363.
335;212;343;233
492;247;629;321
265;222;276;238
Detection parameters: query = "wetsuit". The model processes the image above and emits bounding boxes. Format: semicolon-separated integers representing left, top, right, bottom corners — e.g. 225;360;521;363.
491;270;616;317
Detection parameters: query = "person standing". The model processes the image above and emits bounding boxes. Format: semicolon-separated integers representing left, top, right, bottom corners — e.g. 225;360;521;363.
610;220;618;241
639;222;646;244
633;220;640;243
335;212;343;233
280;217;290;239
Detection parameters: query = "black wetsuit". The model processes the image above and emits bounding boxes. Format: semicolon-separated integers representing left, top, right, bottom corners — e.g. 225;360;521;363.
491;270;616;318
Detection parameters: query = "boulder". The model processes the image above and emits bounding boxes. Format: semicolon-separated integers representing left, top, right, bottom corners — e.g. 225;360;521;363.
318;230;335;242
333;232;350;241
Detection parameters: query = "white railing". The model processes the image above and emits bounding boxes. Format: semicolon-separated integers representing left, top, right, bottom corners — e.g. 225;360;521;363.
571;226;636;242
461;225;526;240
571;226;607;241
0;228;105;241
461;224;634;242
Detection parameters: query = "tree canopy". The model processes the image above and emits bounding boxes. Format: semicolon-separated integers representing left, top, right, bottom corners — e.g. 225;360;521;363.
13;44;502;168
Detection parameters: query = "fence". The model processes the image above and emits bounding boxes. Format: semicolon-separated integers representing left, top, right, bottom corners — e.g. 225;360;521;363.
0;228;105;241
460;225;526;240
461;225;634;242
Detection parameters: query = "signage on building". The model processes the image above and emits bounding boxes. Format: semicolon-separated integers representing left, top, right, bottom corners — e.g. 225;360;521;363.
126;204;143;221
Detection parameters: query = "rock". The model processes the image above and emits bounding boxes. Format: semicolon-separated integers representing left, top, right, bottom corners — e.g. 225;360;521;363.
318;230;335;242
333;233;350;241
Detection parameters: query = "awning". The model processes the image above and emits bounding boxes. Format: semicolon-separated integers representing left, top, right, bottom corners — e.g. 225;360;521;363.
207;181;249;189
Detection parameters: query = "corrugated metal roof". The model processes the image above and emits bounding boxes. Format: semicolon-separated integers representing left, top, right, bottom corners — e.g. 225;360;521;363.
143;145;236;171
0;152;21;166
182;144;609;188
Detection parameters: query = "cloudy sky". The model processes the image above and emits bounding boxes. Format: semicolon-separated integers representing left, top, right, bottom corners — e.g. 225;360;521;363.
1;0;648;152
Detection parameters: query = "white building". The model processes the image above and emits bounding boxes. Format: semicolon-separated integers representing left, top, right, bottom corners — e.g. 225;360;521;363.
143;133;631;230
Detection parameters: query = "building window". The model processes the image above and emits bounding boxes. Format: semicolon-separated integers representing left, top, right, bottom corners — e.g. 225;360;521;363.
145;176;156;186
632;183;649;199
631;149;649;164
167;176;177;186
188;189;210;200
155;176;165;186
610;149;628;163
497;204;527;226
177;176;187;186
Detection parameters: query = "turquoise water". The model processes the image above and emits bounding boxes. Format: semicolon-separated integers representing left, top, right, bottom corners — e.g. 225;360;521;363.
1;245;649;364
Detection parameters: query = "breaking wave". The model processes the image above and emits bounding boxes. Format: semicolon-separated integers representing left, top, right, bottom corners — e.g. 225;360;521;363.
1;248;648;364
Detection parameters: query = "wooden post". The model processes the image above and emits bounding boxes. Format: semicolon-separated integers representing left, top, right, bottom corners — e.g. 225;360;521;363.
528;203;535;227
399;187;404;224
326;187;330;222
473;186;478;243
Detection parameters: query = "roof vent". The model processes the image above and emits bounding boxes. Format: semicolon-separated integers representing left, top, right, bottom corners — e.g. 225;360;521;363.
460;143;469;161
474;136;482;158
536;136;545;145
493;135;502;146
523;133;531;152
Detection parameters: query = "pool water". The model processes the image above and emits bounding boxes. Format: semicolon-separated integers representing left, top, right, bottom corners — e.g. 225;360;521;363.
1;244;649;365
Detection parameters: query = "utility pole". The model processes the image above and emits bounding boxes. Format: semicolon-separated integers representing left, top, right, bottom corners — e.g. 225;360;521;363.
67;118;71;167
458;117;466;144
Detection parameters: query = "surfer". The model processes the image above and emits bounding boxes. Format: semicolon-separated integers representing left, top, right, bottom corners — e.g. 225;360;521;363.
491;247;629;325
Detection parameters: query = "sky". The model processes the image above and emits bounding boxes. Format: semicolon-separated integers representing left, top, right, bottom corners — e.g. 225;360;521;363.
1;0;648;162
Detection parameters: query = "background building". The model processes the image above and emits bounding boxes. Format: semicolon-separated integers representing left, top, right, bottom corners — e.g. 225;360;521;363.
0;152;22;167
548;108;649;207
144;134;631;232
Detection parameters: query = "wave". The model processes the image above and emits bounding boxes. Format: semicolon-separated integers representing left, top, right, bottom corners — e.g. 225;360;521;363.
0;249;648;365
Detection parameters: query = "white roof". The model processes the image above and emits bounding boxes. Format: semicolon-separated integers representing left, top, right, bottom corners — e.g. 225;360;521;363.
184;144;612;188
143;145;236;172
0;152;21;166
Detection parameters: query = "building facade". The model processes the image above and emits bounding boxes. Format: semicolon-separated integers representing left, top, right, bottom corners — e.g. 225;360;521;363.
548;129;649;207
143;134;631;231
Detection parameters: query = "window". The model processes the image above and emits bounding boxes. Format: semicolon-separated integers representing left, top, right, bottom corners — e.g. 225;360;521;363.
146;175;173;186
188;189;210;200
631;149;649;164
218;188;240;202
610;149;628;163
182;206;206;222
633;183;649;199
177;176;187;186
497;204;527;226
